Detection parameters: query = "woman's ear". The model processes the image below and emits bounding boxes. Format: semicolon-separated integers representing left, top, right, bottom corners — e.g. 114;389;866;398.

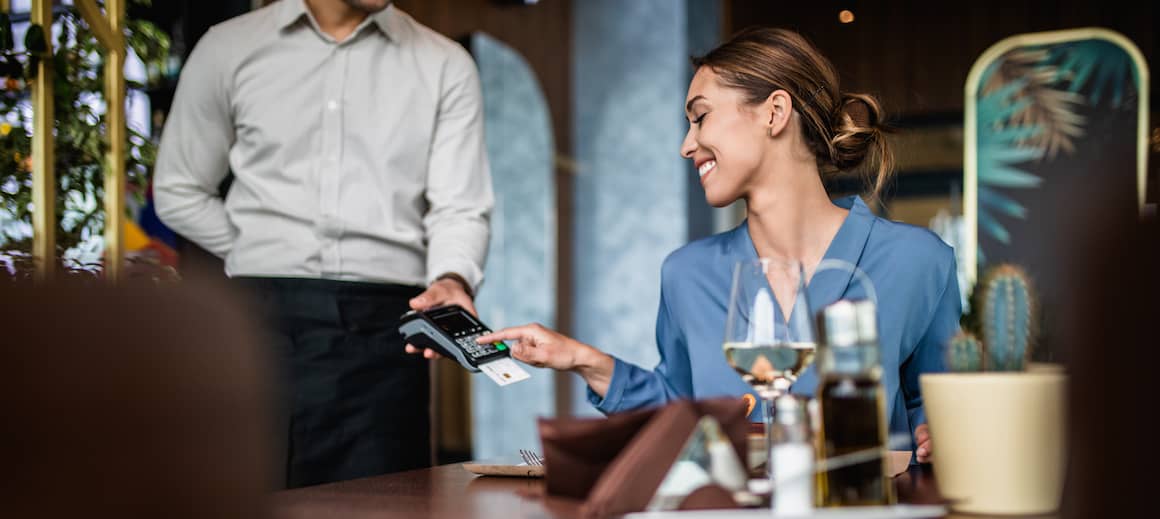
764;89;793;138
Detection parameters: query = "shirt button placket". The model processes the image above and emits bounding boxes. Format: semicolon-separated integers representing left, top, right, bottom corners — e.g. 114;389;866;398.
320;45;345;276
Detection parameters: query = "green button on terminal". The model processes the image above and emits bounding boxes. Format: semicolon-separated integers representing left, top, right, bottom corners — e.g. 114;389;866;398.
495;343;507;351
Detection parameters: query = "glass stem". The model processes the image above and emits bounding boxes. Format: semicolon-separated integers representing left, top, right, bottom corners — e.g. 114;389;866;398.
762;395;775;479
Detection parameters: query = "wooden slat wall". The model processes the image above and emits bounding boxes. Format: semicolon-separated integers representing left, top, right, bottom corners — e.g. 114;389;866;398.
729;0;1158;216
728;0;1155;117
393;0;572;161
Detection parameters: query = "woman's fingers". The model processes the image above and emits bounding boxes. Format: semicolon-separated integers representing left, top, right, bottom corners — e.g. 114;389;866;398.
511;342;548;366
474;323;585;371
478;324;569;369
404;324;548;361
916;440;931;463
504;338;532;361
914;424;932;462
475;324;541;345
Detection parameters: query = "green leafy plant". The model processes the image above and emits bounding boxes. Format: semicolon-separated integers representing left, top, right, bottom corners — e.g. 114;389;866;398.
0;0;170;273
1;248;179;284
948;263;1038;372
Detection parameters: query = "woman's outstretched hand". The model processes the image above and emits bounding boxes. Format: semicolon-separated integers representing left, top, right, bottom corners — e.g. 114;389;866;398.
475;324;581;370
475;324;616;397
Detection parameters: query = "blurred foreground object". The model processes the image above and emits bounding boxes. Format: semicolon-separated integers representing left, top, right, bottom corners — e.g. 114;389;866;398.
0;280;275;518
1060;189;1158;518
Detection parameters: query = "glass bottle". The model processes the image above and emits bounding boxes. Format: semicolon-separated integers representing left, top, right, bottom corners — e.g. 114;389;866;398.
814;299;895;507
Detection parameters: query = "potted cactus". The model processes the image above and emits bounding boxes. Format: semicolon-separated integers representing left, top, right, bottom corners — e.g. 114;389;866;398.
947;263;1042;372
920;264;1067;515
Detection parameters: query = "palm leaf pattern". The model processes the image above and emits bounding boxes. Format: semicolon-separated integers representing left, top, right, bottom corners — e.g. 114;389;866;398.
1050;39;1137;107
981;49;1085;159
974;37;1137;266
976;71;1044;254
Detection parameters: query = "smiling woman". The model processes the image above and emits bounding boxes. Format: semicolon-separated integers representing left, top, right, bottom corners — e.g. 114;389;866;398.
680;27;893;210
414;26;962;465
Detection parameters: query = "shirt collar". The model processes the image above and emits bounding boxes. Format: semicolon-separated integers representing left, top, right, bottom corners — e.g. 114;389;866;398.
810;195;876;307
279;0;401;42
730;195;877;310
278;0;309;29
367;4;401;38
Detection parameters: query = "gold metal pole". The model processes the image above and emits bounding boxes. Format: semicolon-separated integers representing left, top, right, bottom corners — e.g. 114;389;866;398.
30;0;55;282
74;0;123;50
104;0;125;282
77;0;126;282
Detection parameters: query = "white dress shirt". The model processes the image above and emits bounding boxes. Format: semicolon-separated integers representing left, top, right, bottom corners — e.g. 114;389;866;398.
154;0;493;289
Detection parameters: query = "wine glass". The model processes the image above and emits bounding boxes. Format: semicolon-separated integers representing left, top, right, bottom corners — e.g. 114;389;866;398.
723;258;817;476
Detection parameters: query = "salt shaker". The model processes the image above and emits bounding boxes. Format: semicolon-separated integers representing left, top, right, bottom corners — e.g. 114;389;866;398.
769;394;814;515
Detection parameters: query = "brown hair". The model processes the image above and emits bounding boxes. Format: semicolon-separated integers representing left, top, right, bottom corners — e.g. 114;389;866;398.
691;27;894;200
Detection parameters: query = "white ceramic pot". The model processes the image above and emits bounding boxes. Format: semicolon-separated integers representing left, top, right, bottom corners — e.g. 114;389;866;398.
920;372;1067;515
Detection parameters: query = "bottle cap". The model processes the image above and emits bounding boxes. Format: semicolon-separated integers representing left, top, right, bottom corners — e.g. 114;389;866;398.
853;299;878;343
817;300;858;348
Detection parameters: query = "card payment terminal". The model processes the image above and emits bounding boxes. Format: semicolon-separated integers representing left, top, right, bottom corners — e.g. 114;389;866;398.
398;304;510;373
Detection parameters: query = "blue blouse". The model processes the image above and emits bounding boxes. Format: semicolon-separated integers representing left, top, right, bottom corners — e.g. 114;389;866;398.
587;196;962;444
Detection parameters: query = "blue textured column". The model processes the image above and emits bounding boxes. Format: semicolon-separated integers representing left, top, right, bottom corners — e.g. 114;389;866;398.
470;33;556;459
571;0;720;415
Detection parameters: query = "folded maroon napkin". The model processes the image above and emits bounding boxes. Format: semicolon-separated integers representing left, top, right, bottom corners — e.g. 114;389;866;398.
537;398;749;518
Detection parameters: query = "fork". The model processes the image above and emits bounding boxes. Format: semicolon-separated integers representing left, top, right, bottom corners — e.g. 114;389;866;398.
518;449;544;466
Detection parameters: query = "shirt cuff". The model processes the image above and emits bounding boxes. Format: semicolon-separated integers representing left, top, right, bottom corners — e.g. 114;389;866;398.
426;259;484;294
585;356;628;414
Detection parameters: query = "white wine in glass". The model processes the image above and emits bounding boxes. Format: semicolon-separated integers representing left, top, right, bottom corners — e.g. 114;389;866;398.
723;341;817;397
723;258;817;476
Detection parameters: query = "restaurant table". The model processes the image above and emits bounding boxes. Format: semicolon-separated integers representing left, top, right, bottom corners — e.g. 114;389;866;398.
270;463;1061;519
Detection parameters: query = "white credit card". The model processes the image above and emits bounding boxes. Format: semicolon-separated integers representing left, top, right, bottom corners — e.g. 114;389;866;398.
479;356;531;386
